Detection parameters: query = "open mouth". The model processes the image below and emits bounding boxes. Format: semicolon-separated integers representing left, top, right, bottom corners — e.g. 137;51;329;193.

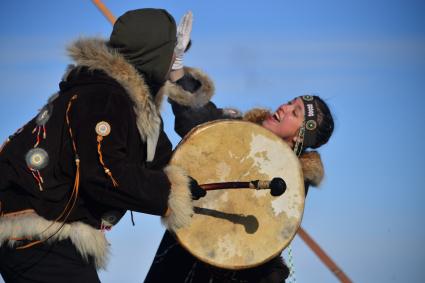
273;112;281;122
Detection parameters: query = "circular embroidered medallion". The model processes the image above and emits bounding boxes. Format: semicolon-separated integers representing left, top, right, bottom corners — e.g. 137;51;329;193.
36;104;53;126
25;148;49;170
306;120;317;131
95;121;111;137
302;95;314;101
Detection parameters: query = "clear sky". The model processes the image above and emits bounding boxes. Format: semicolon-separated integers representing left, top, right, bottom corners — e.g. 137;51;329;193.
1;1;424;282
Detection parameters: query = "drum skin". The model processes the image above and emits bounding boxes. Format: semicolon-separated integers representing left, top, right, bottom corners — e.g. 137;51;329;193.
171;120;305;270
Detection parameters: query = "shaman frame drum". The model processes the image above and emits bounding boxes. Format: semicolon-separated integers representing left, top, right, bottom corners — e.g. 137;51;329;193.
171;120;305;270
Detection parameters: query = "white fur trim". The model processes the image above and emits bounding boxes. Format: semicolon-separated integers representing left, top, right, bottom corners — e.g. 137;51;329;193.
161;165;193;231
0;212;109;270
159;66;215;108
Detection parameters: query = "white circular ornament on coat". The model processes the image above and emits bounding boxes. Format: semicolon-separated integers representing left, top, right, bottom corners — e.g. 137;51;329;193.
25;148;49;170
95;121;111;137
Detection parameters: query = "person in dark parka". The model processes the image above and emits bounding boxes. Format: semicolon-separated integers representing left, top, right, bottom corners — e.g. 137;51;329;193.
0;8;205;283
145;13;334;283
147;79;333;283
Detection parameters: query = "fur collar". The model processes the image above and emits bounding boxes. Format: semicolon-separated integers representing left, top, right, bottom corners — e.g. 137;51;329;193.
243;108;324;186
66;38;164;152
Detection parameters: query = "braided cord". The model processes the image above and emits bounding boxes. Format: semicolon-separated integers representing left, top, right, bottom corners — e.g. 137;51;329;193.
286;243;297;283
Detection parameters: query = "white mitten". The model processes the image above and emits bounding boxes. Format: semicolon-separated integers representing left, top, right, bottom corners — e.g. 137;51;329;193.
172;11;193;70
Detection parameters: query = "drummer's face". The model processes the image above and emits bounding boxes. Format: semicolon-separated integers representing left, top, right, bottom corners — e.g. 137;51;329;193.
262;97;305;146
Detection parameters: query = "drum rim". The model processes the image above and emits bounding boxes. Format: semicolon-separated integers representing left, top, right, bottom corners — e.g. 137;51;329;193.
171;120;305;270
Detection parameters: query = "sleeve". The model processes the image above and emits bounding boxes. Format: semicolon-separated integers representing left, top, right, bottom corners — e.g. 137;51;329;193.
69;91;192;230
159;66;242;138
171;101;225;138
159;66;215;108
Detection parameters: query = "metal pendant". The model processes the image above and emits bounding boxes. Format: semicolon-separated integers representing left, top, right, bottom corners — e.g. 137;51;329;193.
95;121;111;137
36;104;53;126
25;148;49;170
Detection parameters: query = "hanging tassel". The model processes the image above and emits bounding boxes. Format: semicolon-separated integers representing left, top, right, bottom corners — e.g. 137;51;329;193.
32;104;52;148
96;126;119;188
25;148;49;192
17;95;80;250
28;168;44;191
32;125;47;148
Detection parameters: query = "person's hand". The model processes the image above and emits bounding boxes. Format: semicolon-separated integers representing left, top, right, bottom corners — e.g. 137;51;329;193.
188;176;206;200
172;11;193;71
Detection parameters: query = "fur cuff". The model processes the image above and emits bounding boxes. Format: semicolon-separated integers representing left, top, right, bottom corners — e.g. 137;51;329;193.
162;165;194;231
0;212;109;270
299;151;324;186
242;108;271;125
159;66;215;108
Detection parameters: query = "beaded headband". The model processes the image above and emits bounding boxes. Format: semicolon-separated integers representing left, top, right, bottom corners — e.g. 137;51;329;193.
293;95;319;155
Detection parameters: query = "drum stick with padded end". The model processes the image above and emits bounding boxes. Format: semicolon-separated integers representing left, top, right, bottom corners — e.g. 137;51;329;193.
199;177;286;196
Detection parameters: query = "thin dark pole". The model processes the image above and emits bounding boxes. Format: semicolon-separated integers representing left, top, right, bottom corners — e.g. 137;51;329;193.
92;0;116;24
90;3;351;282
298;227;352;283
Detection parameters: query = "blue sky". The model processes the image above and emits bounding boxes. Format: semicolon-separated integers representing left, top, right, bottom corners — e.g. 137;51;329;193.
1;1;424;282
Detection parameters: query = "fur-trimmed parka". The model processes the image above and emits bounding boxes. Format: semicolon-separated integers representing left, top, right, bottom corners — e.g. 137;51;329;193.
0;39;197;269
145;70;324;283
162;70;324;188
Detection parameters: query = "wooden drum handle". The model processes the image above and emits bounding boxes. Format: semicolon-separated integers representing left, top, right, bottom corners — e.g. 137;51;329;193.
200;177;286;197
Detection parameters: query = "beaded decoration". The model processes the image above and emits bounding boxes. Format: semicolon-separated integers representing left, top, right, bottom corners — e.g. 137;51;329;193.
32;104;52;148
25;148;49;191
293;122;306;157
17;94;81;250
95;121;119;187
24;101;55;191
293;95;319;156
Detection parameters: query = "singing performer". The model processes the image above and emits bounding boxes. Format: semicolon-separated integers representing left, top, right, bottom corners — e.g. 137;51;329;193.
145;12;335;283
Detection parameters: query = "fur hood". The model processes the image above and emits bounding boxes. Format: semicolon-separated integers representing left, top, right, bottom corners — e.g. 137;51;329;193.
242;108;324;186
66;38;164;161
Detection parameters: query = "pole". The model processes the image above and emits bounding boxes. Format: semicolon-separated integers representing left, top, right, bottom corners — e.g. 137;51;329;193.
91;0;116;24
297;227;352;283
89;3;352;282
